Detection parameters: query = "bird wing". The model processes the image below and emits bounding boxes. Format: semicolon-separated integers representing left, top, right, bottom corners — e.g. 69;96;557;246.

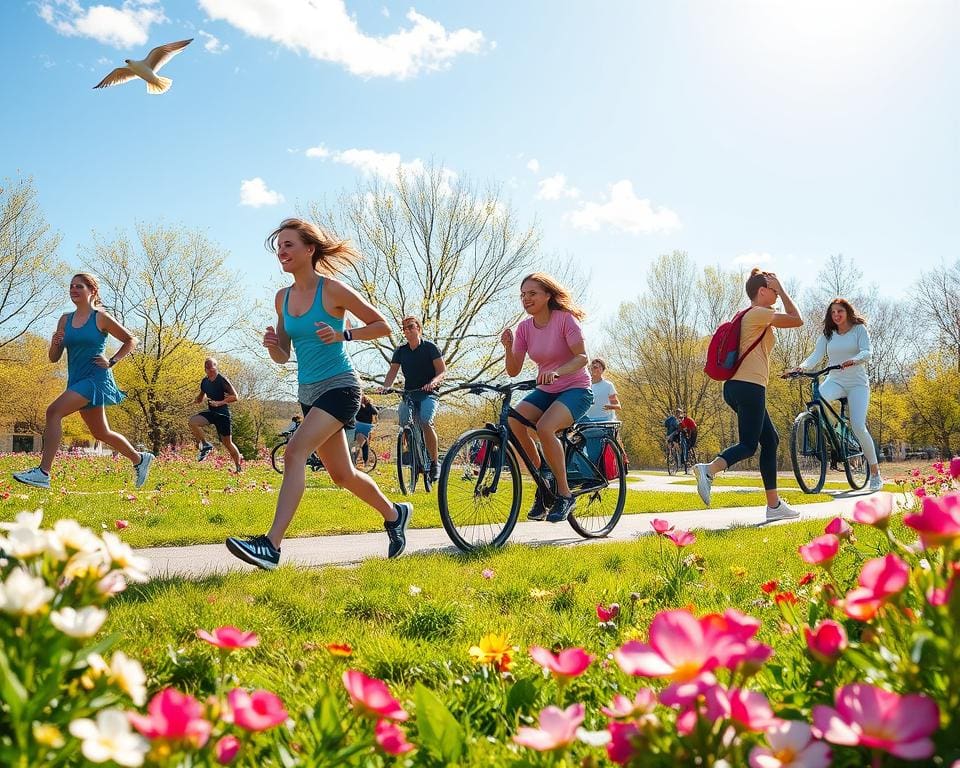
144;38;194;72
93;67;138;89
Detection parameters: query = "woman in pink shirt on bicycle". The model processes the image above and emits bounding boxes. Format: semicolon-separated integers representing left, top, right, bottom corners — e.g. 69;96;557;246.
501;273;593;523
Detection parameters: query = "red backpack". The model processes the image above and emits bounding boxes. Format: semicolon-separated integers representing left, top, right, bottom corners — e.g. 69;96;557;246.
703;308;770;381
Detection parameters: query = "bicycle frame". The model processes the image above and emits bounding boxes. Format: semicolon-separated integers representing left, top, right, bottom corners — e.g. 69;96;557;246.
395;391;431;477
802;376;856;460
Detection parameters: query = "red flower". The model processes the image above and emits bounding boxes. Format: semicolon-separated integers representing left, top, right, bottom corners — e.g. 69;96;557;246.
798;572;816;586
760;580;779;594
326;642;353;657
774;591;798;605
597;603;620;622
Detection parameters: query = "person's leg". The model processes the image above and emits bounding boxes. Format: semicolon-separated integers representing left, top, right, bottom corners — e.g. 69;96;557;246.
508;400;545;470
536;402;576;497
39;390;90;472
315;429;395;519
845;385;879;470
188;414;210;446
418;397;440;465
78;408;140;464
220;434;243;471
707;382;765;477
756;408;780;506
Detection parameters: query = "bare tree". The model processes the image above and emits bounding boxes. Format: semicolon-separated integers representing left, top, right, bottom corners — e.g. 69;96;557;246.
83;223;245;453
308;163;543;383
913;261;960;370
0;176;66;351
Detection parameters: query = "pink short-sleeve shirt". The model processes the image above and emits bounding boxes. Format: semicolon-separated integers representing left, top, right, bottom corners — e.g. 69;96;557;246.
513;310;591;394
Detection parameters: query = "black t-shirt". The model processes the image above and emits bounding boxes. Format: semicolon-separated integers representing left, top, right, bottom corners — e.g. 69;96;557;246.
356;401;378;424
391;340;442;393
200;374;233;415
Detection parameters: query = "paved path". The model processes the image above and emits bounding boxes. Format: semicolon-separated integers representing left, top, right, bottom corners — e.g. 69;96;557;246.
139;479;882;580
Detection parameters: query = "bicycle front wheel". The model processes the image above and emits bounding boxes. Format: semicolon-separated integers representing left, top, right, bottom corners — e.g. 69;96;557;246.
843;430;869;490
438;429;520;552
270;443;285;475
790;411;826;494
568;437;626;538
397;427;418;494
666;446;679;476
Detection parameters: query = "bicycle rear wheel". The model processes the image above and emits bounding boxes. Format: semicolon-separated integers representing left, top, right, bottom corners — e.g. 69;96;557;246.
353;444;377;474
397;427;418;494
271;443;285;475
438;429;520;552
843;429;869;490
790;411;826;493
666;445;680;476
568;437;626;538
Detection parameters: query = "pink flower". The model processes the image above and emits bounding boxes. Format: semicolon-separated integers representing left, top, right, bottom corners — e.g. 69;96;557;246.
852;495;892;529
128;688;212;747
749;720;832;768
804;620;847;664
227;689;288;732
904;492;960;549
601;689;657;719
824;517;852;540
597;603;620;622
614;610;722;683
651;518;673;534
607;721;642;765
914;487;927;498
215;735;241;765
196;626;259;650
342;669;408;721
813;683;939;760
513;703;584;751
798;534;840;567
706;686;778;732
665;529;696;547
115;519;129;530
927;585;952;606
843;554;910;621
950;457;960;479
530;646;593;680
375;719;415;755
480;568;495;579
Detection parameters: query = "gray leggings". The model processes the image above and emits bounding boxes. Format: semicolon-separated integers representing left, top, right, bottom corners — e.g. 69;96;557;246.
718;380;779;491
818;380;878;465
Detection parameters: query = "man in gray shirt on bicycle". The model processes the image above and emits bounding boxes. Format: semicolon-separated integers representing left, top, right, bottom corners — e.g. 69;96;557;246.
380;316;447;481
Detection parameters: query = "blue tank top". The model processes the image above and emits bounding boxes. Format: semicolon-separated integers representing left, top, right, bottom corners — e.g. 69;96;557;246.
64;311;109;386
282;278;353;384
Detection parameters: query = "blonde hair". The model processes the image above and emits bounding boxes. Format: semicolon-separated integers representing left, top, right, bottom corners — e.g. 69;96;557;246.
266;218;360;275
521;273;586;321
72;273;102;308
401;315;421;330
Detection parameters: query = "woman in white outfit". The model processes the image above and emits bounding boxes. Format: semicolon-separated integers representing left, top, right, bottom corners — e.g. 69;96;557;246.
794;298;883;491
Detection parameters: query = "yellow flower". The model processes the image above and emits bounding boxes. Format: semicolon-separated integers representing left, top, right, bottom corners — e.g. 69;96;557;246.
33;723;65;748
529;588;553;599
468;633;514;672
730;566;748;580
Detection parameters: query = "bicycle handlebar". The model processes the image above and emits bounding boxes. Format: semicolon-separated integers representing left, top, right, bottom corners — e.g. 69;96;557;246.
782;364;844;380
446;379;538;396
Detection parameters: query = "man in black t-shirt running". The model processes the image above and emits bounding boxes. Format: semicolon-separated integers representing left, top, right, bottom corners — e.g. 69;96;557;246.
379;316;446;481
189;358;243;472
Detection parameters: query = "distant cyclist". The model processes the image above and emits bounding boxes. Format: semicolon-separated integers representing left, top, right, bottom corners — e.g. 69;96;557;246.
676;408;698;465
664;409;681;454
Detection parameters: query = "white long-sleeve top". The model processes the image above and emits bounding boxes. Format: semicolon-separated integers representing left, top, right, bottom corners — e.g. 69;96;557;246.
799;324;872;388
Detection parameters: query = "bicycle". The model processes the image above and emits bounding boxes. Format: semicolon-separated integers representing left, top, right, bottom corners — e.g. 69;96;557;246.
271;422;377;475
437;380;627;552
666;432;698;475
382;389;435;494
783;364;871;494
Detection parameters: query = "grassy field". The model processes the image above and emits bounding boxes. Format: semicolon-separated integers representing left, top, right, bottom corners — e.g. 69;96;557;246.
0;454;834;548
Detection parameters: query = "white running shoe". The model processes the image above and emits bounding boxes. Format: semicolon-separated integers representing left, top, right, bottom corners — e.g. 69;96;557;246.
13;467;51;489
765;500;800;522
868;474;884;492
693;463;713;506
134;452;155;489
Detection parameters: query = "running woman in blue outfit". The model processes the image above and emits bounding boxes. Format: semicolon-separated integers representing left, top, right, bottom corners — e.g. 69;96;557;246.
226;219;412;570
13;273;154;490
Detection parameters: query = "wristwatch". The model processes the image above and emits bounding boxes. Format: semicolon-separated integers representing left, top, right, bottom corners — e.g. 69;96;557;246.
108;357;118;367
343;329;353;342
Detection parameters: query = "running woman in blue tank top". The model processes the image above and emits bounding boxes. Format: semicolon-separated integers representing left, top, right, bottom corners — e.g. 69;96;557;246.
226;218;413;571
13;273;154;490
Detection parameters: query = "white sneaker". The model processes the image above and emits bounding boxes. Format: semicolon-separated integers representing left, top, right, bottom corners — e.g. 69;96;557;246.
765;500;800;522
868;474;883;492
134;452;154;489
13;467;51;489
693;463;713;506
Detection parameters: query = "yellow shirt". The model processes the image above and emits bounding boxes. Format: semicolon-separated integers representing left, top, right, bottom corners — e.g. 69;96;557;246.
732;306;776;387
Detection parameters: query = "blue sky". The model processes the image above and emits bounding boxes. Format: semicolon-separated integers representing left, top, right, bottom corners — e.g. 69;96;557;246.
2;0;958;339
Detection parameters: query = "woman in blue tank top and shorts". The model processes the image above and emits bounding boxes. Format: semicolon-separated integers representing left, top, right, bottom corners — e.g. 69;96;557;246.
226;219;412;570
13;273;154;490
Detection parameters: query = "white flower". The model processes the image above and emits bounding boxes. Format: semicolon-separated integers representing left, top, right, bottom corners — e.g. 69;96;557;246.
0;509;43;531
0;568;55;615
408;585;422;596
96;570;128;596
101;533;150;582
576;727;612;746
51;606;108;638
69;709;148;766
65;550;110;581
54;519;102;554
109;652;146;706
0;526;56;560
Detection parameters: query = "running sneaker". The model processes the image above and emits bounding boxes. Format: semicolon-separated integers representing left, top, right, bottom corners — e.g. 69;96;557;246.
693;464;713;506
546;495;576;523
868;474;884;492
429;461;440;482
765;500;801;522
385;502;413;558
13;467;50;489
225;534;280;571
134;452;155;489
198;442;213;462
526;485;548;521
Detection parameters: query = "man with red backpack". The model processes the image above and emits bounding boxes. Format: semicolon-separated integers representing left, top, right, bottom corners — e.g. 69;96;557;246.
695;269;804;523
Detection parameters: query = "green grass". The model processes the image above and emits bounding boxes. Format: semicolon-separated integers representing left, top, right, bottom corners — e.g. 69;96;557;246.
1;455;832;548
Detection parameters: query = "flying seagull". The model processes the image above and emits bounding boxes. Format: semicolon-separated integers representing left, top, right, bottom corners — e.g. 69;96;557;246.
93;38;193;95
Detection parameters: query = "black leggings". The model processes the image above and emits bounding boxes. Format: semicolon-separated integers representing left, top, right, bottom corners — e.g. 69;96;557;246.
718;380;779;490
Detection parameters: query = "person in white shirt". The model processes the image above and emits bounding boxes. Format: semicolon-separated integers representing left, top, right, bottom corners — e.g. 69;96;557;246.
585;358;621;421
793;297;883;491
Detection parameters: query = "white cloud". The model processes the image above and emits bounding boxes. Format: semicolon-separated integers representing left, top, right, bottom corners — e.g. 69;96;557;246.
526;158;540;174
37;0;166;48
198;29;228;53
239;177;285;207
332;148;425;179
566;180;680;235
732;252;774;266
535;173;580;201
197;0;486;79
305;144;330;159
